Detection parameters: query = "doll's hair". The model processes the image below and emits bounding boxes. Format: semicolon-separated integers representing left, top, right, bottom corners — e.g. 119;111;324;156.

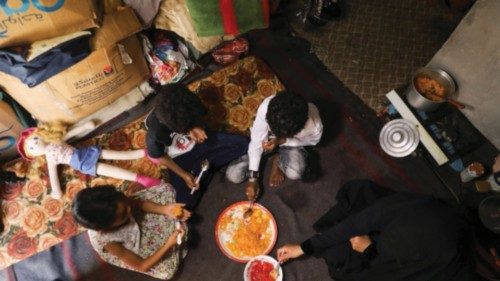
26;157;46;180
20;122;68;179
34;121;68;144
72;186;127;230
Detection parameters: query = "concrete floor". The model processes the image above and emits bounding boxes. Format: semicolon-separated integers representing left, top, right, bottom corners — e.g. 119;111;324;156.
284;0;465;111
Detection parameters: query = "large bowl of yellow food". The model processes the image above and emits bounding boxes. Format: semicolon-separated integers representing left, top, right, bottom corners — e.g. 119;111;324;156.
215;201;278;263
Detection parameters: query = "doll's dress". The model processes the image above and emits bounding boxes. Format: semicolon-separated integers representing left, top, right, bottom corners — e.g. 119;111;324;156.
45;143;101;176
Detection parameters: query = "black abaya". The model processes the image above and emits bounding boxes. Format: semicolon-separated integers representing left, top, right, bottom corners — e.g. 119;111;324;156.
300;180;479;281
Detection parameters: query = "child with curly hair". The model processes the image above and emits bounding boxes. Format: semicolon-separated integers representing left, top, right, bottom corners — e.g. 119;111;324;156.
226;91;323;200
145;84;249;209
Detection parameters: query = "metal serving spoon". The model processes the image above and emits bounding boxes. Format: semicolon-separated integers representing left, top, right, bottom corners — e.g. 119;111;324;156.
269;262;281;279
191;159;210;195
243;200;255;219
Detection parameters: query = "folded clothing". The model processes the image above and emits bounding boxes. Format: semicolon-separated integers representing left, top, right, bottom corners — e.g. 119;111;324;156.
0;31;91;87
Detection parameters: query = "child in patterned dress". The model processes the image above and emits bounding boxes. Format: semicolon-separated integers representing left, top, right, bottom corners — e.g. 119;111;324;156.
72;182;190;279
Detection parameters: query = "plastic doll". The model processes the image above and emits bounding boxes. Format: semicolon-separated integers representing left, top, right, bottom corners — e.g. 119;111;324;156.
16;122;161;199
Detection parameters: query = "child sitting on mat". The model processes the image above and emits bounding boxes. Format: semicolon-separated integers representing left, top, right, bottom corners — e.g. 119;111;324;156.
145;84;249;209
72;182;190;279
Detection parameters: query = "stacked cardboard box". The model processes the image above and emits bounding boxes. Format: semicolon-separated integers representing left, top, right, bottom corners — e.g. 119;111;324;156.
0;0;101;48
0;4;149;123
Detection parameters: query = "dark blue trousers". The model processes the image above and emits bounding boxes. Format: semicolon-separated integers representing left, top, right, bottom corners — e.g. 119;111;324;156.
169;132;249;209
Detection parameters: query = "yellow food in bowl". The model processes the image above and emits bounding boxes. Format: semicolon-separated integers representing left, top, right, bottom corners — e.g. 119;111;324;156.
220;208;273;258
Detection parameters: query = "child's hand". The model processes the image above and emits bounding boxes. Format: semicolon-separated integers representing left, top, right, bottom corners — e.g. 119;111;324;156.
349;235;372;253
262;138;286;152
262;139;277;152
182;172;198;189
165;203;191;221
277;244;304;264
167;225;186;245
188;127;207;144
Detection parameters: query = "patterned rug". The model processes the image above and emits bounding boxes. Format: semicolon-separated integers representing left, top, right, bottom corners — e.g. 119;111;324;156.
0;56;284;269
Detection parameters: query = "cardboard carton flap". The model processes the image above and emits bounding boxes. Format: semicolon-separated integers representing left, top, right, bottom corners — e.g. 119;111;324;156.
91;7;142;50
0;35;149;124
0;0;102;48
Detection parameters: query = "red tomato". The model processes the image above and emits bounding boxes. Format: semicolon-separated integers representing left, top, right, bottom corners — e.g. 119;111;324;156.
248;260;275;281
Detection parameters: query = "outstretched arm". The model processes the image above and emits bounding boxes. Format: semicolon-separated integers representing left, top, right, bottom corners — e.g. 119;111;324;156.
300;203;381;255
104;227;185;272
147;151;198;189
131;199;191;221
63;121;96;142
47;163;63;198
146;132;198;189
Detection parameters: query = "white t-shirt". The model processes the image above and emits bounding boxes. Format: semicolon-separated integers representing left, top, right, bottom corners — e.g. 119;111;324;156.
167;133;196;158
247;95;323;171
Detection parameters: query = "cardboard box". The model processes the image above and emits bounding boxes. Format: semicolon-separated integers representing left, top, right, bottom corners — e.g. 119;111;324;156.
0;0;101;48
0;35;149;124
0;100;24;160
91;7;142;50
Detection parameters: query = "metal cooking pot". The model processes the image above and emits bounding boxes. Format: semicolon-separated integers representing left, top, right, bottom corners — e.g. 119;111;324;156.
405;67;456;112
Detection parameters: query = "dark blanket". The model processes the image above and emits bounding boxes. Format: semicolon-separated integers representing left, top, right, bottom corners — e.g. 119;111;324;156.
1;22;450;281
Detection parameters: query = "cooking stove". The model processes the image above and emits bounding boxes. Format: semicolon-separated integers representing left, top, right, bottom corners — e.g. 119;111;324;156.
386;91;486;171
414;104;485;161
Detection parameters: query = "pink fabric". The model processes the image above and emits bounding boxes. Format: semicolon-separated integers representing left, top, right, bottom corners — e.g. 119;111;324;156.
16;127;37;161
135;174;161;188
145;149;162;164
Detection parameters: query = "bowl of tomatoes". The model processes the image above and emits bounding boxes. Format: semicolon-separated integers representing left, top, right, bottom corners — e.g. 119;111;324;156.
244;255;283;281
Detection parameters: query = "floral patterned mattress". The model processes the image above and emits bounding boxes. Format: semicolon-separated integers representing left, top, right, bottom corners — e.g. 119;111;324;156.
187;56;285;135
0;55;284;269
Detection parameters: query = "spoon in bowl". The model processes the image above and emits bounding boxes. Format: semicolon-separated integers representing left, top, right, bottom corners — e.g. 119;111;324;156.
243;200;255;219
269;262;281;279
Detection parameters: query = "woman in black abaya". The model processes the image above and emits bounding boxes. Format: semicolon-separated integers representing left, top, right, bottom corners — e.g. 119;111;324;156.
277;180;479;281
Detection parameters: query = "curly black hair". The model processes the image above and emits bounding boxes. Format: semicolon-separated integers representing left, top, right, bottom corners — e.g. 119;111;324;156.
71;186;127;231
153;84;208;133
266;91;309;138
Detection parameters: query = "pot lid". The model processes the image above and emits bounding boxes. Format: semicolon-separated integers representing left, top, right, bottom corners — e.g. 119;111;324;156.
379;119;420;157
478;195;500;234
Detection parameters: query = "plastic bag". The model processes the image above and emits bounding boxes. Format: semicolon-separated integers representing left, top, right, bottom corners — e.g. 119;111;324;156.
142;32;193;85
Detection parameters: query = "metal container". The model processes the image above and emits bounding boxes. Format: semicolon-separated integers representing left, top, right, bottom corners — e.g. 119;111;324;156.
460;162;485;183
379;119;420;158
405;67;456;112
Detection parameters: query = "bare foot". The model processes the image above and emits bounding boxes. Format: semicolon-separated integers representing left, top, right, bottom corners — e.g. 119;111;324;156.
269;155;285;187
